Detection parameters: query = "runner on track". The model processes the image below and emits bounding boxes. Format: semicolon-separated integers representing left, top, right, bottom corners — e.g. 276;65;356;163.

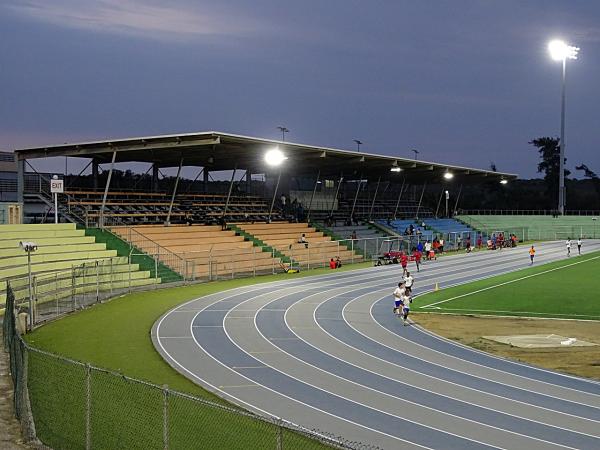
404;271;414;295
577;238;582;255
401;291;411;326
400;252;409;276
566;238;571;257
529;245;536;265
392;282;405;316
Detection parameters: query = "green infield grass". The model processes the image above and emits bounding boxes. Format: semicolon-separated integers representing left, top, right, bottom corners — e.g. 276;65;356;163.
23;261;373;450
415;251;600;320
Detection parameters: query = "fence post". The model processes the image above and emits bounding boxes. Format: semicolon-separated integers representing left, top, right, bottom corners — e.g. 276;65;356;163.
71;266;76;311
307;244;310;270
85;364;91;450
128;253;132;293
351;239;354;264
231;251;234;279
162;385;169;450
272;248;275;275
155;250;159;290
276;419;283;450
109;258;113;296
252;246;256;277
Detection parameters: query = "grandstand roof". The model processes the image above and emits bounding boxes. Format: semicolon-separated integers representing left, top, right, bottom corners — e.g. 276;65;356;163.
13;131;516;183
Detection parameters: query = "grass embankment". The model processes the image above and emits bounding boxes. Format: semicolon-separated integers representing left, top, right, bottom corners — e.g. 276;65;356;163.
415;251;600;320
25;262;372;449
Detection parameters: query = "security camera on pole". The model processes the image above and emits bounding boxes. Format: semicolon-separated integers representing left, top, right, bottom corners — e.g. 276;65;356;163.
20;241;38;330
50;175;64;224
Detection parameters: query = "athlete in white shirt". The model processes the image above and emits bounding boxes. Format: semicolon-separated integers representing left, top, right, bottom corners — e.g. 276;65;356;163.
392;283;405;315
401;293;411;325
404;272;414;295
566;238;571;257
577;238;582;255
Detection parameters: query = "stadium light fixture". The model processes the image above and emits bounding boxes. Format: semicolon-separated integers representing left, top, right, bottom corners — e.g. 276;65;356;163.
443;171;454;180
390;167;402;172
548;39;579;215
500;179;508;185
548;40;579;61
264;147;287;166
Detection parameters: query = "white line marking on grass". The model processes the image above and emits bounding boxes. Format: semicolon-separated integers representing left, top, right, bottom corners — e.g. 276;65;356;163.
423;255;600;309
427;307;600;320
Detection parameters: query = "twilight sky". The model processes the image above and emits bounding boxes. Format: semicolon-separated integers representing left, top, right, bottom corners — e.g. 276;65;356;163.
1;0;599;178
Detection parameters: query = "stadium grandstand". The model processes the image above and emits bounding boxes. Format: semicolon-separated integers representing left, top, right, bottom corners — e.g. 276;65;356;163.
0;132;513;279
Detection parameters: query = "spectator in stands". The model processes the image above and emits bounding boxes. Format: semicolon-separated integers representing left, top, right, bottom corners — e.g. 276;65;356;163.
329;258;336;269
219;216;227;231
424;240;432;259
421;221;426;228
335;256;342;268
351;230;357;240
477;234;483;249
416;241;424;254
280;194;287;211
416;227;422;237
438;238;444;253
457;235;462;250
404;227;411;236
465;236;472;253
386;217;392;226
298;233;309;248
409;224;414;235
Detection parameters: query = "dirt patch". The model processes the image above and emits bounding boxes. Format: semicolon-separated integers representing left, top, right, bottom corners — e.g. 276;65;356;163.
412;313;600;380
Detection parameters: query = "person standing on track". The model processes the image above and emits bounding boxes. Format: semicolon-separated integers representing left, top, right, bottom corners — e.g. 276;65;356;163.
392;282;405;316
412;248;422;272
577;238;582;255
529;245;536;265
566;238;571;257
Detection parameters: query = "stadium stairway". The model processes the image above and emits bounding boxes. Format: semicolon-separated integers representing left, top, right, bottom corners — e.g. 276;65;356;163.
317;223;393;258
0;223;160;309
424;219;480;248
111;224;281;279
237;222;363;267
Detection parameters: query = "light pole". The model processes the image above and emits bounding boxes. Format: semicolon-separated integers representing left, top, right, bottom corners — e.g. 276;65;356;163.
265;147;287;221
353;139;363;152
277;126;289;142
412;149;419;160
548;39;579;215
445;190;449;218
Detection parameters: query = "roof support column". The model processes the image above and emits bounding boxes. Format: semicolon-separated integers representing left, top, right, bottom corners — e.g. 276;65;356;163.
165;157;183;226
245;169;252;195
368;176;381;222
268;170;282;222
306;169;320;223
92;159;99;190
99;151;117;229
222;166;237;219
17;157;24;222
329;173;344;218
415;182;427;220
453;184;463;217
152;164;159;192
350;176;363;221
435;187;445;218
392;178;406;220
203;169;209;193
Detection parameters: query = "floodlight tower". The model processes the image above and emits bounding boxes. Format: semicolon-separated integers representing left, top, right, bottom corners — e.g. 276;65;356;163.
277;126;289;142
548;39;579;215
353;139;363;152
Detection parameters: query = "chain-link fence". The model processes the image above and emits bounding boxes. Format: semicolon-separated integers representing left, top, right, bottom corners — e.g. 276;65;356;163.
3;283;379;450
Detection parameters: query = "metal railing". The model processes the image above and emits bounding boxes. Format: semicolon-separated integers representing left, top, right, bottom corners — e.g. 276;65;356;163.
2;283;378;450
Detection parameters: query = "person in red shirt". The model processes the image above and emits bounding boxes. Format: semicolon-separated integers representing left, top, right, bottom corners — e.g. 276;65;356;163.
477;235;482;249
412;248;422;272
400;252;409;276
329;258;336;269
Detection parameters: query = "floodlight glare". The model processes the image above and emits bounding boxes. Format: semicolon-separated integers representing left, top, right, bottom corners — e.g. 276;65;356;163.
390;167;402;172
548;40;579;61
500;179;508;185
443;172;454;180
264;147;286;166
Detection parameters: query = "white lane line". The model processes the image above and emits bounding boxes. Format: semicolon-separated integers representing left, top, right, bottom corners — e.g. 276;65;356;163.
156;285;418;450
221;288;513;450
242;282;600;444
359;293;600;408
423;254;600;308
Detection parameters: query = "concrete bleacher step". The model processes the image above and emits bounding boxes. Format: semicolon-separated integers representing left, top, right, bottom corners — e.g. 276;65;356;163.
0;250;118;269
0;229;87;240
0;243;107;258
0;256;130;280
0;223;76;232
0;235;96;250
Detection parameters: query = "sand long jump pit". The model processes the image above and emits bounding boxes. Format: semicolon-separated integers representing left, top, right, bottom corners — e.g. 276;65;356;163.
483;334;598;348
